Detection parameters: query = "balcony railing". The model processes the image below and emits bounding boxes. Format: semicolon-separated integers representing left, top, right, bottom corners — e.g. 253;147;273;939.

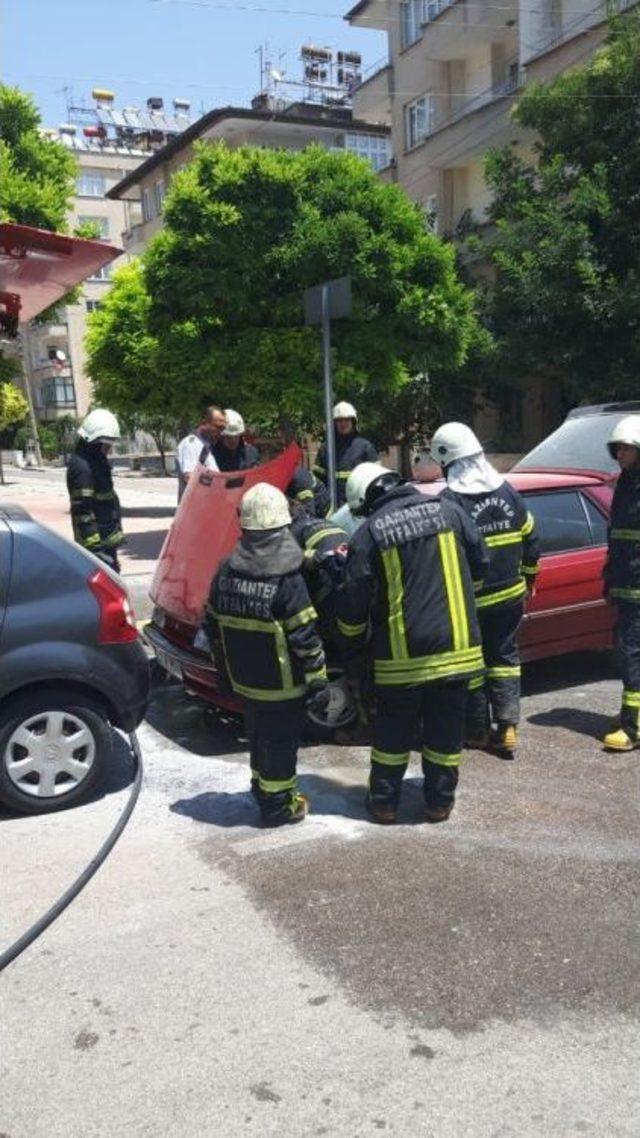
434;60;522;133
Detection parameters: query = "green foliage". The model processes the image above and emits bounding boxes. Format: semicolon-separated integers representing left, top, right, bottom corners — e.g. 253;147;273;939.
88;143;483;446
0;382;28;432
480;15;640;402
0;85;77;231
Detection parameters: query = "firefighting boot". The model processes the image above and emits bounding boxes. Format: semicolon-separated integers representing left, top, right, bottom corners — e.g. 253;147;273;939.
492;723;518;760
424;804;453;824
261;793;310;828
365;794;396;825
603;728;639;752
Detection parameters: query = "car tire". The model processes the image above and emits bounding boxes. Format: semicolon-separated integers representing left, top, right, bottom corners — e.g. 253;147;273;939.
0;688;113;815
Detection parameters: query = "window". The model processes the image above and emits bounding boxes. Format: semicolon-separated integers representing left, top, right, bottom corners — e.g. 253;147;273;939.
401;0;423;47
425;194;439;233
88;263;111;282
41;377;76;408
153;179;166;214
86;299;103;313
582;495;608;546
76;169;106;197
77;216;110;240
405;95;433;149
141;187;153;223
523;491;595;555
344;133;391;172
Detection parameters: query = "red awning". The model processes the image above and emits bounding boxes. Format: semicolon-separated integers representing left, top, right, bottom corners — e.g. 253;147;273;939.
0;223;123;329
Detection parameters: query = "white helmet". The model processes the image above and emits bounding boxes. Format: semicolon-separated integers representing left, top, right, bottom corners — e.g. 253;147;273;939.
223;409;245;437
346;461;400;517
429;422;482;467
333;401;357;422
607;415;640;457
78;408;121;444
240;483;290;531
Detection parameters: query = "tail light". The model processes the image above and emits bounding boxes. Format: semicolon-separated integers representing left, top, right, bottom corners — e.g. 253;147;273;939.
88;569;138;644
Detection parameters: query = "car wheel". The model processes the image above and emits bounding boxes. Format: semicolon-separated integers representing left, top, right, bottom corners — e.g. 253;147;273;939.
0;689;113;815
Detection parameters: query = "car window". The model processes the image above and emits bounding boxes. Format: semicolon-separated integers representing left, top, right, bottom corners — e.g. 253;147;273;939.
523;491;593;554
581;494;608;546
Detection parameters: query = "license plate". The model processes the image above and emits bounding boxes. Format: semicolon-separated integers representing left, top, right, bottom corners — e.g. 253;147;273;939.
155;648;183;680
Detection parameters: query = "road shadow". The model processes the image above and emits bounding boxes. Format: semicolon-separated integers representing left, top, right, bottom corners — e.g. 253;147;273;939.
169;770;428;830
528;706;612;739
120;505;175;520
122;528;170;561
0;729;136;823
522;650;617;697
145;682;247;757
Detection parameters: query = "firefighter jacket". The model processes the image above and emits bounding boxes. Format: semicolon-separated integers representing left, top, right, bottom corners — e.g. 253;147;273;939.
212;439;260;472
604;468;640;603
287;466;331;518
313;432;378;507
336;484;489;687
290;513;349;618
441;481;540;609
206;528;327;702
66;439;123;559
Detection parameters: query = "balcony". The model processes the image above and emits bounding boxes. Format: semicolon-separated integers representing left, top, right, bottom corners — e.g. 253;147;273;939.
351;59;392;125
418;0;519;61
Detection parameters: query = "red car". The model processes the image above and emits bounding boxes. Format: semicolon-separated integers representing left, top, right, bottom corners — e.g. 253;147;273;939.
145;402;636;706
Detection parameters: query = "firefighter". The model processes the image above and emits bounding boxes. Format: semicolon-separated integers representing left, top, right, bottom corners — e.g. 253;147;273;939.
290;504;349;643
205;483;330;826
213;409;260;472
66;409;124;572
602;415;640;752
287;466;331;519
431;422;540;759
313;402;378;508
337;463;489;824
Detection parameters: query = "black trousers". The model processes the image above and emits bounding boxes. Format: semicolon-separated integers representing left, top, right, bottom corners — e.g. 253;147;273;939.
467;600;523;735
617;602;640;738
370;680;467;812
243;698;306;822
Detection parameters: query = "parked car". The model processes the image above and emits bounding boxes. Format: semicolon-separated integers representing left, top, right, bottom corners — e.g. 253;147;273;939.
0;505;149;814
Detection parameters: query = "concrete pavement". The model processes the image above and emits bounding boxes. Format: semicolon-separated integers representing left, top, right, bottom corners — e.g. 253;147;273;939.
1;655;639;1136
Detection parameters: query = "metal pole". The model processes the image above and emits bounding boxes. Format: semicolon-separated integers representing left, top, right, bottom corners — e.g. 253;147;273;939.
321;284;337;513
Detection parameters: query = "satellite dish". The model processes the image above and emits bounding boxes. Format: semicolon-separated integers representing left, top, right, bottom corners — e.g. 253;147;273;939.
270;69;283;82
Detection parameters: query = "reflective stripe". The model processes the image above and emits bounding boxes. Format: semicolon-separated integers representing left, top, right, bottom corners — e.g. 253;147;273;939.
487;665;521;679
521;513;535;537
337;617;368;638
438;531;469;651
522;564;539;577
232;680;306;701
284;606;317;631
422;747;461;768
622;690;640;707
475;579;526;608
217;614;274;633
473;579;484;593
375;645;483;686
371;748;410;766
94;491;115;501
77;513;95;523
304;667;328;684
296;489;314;501
336;471;351;480
611;529;640;541
71;488;95;499
381;546;408;660
259;775;297;794
484;531;522;548
250;767;260;780
104;529;124;547
610;587;640;603
305;527;345;551
274;623;294;690
468;674;485;691
312;465;326;476
82;534;101;548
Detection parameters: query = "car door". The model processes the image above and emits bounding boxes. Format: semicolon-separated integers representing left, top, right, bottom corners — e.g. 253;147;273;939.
519;488;614;661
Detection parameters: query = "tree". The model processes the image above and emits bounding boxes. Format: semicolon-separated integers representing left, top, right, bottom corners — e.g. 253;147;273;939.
86;262;176;472
479;15;640;403
90;143;483;448
0;382;28;484
0;85;77;231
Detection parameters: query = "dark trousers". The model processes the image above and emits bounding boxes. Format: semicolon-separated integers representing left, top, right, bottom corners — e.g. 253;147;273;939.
243;698;306;822
617;602;640;738
370;680;467;812
98;549;121;574
467;600;523;735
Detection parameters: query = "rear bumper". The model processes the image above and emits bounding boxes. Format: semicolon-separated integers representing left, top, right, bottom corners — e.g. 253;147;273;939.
143;623;240;711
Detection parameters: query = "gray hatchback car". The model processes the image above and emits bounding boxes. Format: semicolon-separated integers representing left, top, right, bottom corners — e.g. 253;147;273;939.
0;505;149;814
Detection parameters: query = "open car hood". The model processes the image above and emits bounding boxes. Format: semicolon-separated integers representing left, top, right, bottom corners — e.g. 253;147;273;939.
150;443;302;626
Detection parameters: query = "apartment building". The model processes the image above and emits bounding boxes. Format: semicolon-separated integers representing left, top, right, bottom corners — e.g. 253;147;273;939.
107;100;391;257
23;92;190;423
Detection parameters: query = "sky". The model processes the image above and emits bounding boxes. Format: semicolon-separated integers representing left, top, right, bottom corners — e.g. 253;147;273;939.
3;0;387;128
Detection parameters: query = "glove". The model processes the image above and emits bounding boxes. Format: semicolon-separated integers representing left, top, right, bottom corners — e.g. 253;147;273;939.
305;682;331;715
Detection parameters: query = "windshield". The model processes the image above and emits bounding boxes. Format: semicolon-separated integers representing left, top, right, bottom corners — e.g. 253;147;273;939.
516;411;629;473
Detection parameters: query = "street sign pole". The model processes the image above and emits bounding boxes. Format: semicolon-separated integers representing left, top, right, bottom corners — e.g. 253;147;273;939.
321;284;337;513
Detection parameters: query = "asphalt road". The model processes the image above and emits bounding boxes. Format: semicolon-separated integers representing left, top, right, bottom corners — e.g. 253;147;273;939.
1;653;639;1137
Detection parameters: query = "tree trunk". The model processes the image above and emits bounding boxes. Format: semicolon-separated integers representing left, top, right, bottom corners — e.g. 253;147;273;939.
0;448;4;486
